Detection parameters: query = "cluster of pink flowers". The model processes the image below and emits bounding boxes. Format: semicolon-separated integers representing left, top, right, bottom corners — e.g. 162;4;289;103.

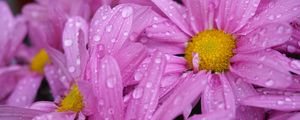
1;0;300;120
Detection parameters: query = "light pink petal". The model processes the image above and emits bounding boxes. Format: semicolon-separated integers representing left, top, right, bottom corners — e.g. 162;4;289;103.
192;52;199;72
236;23;292;53
159;74;181;102
152;0;193;36
114;43;148;86
183;0;214;33
241;0;300;33
62;17;89;79
145;21;189;43
287;113;300;120
46;47;73;82
230;61;292;89
226;72;265;120
77;80;97;116
7;72;43;107
119;0;165;15
143;39;185;54
202;74;235;116
215;0;260;33
33;112;76;120
44;65;68;98
0;66;23;100
89;5;133;54
30;101;57;112
0;105;46;120
153;71;210;120
128;4;166;41
164;54;186;75
188;110;232;120
0;2;26;66
89;55;123;119
241;95;300;111
125;51;166;120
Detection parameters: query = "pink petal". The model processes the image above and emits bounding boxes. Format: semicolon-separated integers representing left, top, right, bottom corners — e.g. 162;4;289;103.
77;80;97;116
0;105;46;120
236;23;292;53
30;101;57;112
241;95;300;111
44;65;68;98
89;55;123;119
114;43;148;86
183;0;214;33
62;17;89;79
125;51;166;120
201;74;235;116
241;0;300;33
215;0;260;33
89;5;133;54
145;20;189;43
152;0;193;36
143;38;185;54
188;110;232;120
153;71;209;120
7;72;43;107
0;66;23;100
33;112;76;120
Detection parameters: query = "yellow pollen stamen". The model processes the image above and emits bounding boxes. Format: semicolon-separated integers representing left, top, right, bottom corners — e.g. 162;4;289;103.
185;29;236;72
57;84;84;112
30;49;50;73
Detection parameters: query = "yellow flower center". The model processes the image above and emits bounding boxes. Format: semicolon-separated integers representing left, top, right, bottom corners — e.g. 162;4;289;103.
30;49;50;73
185;30;236;72
57;84;84;112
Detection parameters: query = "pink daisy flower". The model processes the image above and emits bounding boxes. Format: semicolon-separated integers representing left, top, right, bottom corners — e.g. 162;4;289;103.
122;0;300;119
0;1;49;108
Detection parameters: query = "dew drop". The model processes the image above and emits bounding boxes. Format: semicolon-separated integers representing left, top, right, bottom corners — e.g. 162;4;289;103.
105;25;112;32
93;35;100;41
134;72;143;81
106;76;117;88
146;82;153;88
265;79;274;87
132;88;143;99
268;15;275;20
122;6;133;18
290;60;300;69
155;58;161;63
277;100;284;105
68;66;75;73
63;39;73;47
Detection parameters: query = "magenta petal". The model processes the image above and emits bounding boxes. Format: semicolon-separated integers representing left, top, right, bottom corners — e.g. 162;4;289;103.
0;66;22;100
202;74;235;116
30;101;57;112
152;0;193;36
33;112;76;120
89;5;133;54
183;0;214;33
7;72;43;107
153;71;209;120
77;80;97;116
89;55;123;119
242;0;300;33
215;0;260;33
44;65;68;98
125;51;166;120
188;110;232;120
236;23;292;53
0;105;46;120
63;17;89;78
241;95;300;111
114;43;148;86
143;39;185;54
145;21;189;43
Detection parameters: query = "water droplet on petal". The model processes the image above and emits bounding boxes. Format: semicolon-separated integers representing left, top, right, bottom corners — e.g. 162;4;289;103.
63;39;73;47
68;66;75;73
132;88;143;99
265;79;274;87
106;76;117;88
146;82;153;88
122;6;133;18
105;25;112;32
93;35;100;41
134;72;143;81
268;15;275;20
277;100;284;105
290;60;300;69
155;58;161;63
